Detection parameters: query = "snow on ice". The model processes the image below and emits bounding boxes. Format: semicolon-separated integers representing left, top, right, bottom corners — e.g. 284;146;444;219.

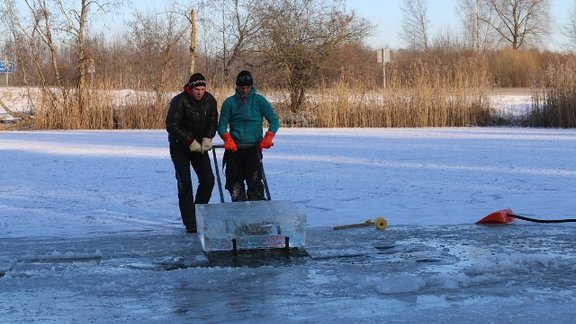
1;91;576;322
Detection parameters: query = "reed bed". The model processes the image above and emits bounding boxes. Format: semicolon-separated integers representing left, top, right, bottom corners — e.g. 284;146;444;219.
528;59;576;128
9;55;575;130
288;56;493;128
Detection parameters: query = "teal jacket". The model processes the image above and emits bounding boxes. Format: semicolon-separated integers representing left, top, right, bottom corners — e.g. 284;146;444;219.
218;87;280;144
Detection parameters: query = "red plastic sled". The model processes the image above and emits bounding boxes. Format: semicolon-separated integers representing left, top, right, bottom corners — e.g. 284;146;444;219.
477;209;576;225
476;209;514;224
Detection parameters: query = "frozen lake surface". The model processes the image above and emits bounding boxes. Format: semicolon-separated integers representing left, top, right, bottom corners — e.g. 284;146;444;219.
2;127;576;322
2;224;576;322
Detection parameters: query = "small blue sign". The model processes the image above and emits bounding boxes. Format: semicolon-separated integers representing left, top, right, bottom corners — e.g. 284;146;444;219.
0;60;14;73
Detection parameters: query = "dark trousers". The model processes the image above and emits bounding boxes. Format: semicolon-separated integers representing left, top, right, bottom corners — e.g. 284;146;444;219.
224;147;265;201
169;144;214;229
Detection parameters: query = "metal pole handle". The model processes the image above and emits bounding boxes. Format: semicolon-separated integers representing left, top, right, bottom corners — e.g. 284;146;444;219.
211;144;272;201
211;147;225;203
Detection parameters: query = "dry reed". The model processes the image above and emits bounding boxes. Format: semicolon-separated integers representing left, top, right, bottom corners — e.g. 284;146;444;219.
290;56;493;128
10;53;574;130
528;59;576;128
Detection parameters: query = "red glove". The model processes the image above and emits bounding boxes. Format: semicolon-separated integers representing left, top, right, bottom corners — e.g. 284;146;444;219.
222;133;238;152
259;131;275;149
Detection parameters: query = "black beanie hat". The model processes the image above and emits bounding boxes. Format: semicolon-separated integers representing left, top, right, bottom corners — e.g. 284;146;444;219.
236;70;253;86
187;73;207;88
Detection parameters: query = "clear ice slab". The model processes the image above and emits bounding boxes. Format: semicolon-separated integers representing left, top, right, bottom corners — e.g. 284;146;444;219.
196;200;306;253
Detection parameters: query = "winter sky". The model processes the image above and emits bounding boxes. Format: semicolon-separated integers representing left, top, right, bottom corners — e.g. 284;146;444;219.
129;0;573;51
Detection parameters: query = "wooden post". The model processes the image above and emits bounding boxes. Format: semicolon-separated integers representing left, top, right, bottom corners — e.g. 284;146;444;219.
189;9;196;74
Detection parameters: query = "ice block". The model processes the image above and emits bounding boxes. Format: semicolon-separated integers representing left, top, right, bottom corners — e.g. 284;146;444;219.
195;200;306;253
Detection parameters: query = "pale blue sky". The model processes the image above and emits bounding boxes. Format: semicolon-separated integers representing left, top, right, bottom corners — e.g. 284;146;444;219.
5;0;568;51
131;0;572;51
346;0;571;50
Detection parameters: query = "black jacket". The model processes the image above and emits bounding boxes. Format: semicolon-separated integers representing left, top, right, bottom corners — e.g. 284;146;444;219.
166;91;218;147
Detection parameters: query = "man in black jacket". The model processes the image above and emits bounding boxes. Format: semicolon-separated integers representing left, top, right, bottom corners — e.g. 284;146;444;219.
166;73;218;233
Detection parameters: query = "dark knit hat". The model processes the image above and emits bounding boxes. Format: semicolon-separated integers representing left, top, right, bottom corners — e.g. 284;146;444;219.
236;70;253;86
187;73;207;88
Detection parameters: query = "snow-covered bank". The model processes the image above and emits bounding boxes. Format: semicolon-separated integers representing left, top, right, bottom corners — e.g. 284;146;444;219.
0;86;533;123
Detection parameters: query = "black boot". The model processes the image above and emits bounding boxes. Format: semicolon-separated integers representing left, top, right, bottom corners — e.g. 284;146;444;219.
182;212;197;233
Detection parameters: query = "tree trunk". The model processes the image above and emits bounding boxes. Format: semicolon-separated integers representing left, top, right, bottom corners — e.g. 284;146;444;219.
77;0;88;120
189;9;196;74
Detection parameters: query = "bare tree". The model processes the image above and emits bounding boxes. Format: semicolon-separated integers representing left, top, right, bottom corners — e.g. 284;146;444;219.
200;0;261;83
166;0;258;83
1;0;123;128
168;3;202;75
254;0;372;113
14;0;76;129
0;0;32;85
125;9;189;97
457;0;499;51
430;26;462;51
562;0;576;51
62;0;95;115
481;0;551;50
189;8;196;74
400;0;430;51
220;0;260;81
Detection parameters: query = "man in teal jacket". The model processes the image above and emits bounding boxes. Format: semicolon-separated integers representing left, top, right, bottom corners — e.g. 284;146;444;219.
218;70;280;201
